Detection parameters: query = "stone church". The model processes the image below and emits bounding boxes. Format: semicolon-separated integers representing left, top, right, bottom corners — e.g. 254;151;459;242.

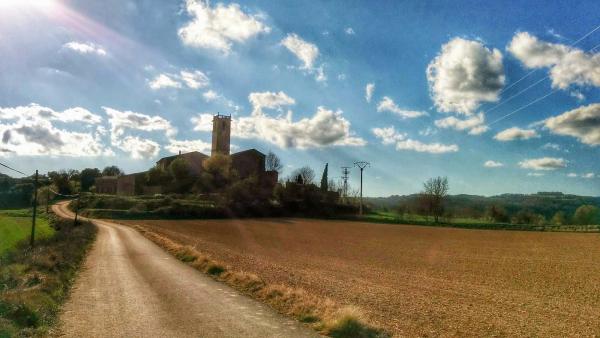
95;114;277;195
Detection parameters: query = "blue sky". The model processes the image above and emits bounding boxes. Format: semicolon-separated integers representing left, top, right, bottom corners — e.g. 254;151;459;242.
0;0;599;197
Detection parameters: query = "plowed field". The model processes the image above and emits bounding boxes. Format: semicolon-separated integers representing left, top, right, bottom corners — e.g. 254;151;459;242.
116;218;600;336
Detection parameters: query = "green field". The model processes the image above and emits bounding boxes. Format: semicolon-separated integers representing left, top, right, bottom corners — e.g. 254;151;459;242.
0;209;54;256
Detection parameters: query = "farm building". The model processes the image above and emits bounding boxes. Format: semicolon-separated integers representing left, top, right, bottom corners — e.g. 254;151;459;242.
95;114;277;195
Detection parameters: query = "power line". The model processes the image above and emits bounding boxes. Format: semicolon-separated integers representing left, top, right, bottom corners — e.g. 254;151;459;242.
0;161;28;176
487;30;600;126
488;23;600;104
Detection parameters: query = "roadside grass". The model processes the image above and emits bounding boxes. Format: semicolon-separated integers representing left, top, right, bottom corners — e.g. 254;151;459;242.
134;225;389;338
0;214;96;337
0;209;55;257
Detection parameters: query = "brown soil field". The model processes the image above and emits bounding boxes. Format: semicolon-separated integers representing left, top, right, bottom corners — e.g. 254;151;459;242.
116;218;600;337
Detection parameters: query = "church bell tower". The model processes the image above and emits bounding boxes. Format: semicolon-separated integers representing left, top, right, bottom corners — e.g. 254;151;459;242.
211;114;231;156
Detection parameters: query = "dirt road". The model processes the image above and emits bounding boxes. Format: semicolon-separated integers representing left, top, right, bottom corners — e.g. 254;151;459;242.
51;202;319;338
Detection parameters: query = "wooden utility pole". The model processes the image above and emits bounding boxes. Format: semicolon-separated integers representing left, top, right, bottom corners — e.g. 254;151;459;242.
30;170;38;247
353;161;370;216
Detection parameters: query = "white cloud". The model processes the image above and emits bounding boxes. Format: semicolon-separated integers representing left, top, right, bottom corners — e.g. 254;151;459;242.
165;139;211;154
582;172;596;179
116;136;160;159
248;91;295;115
570;90;585;101
202;90;219;102
527;172;545;177
543;103;600;146
191;113;214;132
507;32;600;89
345;27;355;35
149;70;209;90
0;104;109;157
518;157;566;171
63;41;107;56
365;83;375;103
484;160;504;168
542;142;561;151
494;127;540;141
314;65;327;82
427;38;505;115
178;0;270;54
435;113;489;135
376;96;426;119
149;74;182;90
179;70;210;89
104;107;176;138
372;126;458;154
235;106;365;149
567;173;578;178
281;33;319;69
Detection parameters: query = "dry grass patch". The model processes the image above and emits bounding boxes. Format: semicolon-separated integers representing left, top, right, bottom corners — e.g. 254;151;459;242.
133;225;388;338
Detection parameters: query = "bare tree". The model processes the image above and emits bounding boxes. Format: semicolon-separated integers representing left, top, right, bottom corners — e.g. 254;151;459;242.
421;176;449;223
291;166;315;185
266;151;283;172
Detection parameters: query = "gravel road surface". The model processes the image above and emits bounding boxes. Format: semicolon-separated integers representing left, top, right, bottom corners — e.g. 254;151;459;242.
51;201;319;338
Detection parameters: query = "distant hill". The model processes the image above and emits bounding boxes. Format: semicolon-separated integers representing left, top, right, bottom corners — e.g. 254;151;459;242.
365;192;600;219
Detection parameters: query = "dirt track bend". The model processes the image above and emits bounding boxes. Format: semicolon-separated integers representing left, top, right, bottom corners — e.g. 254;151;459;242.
51;201;319;338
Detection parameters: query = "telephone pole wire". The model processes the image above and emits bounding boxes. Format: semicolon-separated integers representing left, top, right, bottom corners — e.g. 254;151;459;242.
353;161;370;216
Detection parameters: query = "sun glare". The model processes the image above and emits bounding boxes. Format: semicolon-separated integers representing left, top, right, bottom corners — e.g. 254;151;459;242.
0;0;58;12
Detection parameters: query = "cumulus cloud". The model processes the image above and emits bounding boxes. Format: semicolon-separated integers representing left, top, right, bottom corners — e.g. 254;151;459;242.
427;38;505;115
527;172;544;177
149;74;182;90
104;107;176;138
567;172;578;178
165;139;211;154
372;126;458;154
235;106;365;149
116;136;160;159
281;33;319;69
345;27;355;35
543;103;600;146
178;0;270;54
202;90;219;102
494;127;540;141
376;96;426;119
248;91;295;115
484;160;504;168
0;104;109;157
507;32;600;89
582;172;596;179
435;113;489;135
149;70;209;90
365;83;375;103
192;93;364;149
63;41;107;56
542;142;561;151
104;107;177;158
518;157;566;170
191;113;214;132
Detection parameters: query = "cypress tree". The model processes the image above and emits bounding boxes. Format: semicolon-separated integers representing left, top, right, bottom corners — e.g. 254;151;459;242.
320;163;328;192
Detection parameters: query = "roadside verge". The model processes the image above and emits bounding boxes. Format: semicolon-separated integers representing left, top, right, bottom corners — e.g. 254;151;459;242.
133;225;389;338
0;213;96;337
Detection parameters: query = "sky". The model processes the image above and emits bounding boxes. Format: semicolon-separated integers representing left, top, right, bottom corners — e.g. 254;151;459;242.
0;0;599;197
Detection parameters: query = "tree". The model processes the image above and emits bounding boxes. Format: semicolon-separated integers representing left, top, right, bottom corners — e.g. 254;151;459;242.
102;165;124;177
199;154;233;191
292;166;315;185
487;205;509;223
169;158;191;181
48;170;75;195
146;166;170;185
421;176;449;223
573;205;600;225
80;168;101;191
320;163;328;192
266;151;283;172
551;211;567;225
